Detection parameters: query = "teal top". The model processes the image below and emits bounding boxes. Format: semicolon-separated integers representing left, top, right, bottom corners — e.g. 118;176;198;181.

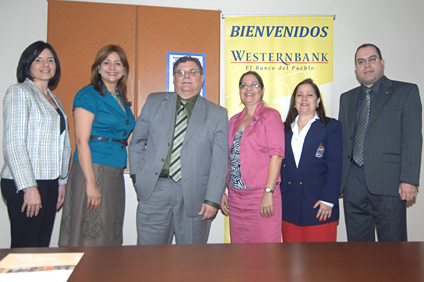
72;85;136;168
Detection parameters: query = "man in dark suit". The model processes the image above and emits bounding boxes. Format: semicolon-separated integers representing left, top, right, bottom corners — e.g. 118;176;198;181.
339;43;422;241
129;56;229;245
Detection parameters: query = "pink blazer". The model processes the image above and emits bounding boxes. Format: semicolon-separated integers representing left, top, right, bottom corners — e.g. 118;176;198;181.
228;101;285;188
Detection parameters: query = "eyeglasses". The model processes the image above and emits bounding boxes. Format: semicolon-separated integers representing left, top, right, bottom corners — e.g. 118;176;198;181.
356;56;381;66
175;69;201;77
239;83;261;90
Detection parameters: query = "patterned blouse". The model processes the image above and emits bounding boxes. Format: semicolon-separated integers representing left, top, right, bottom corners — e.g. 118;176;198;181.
229;129;250;189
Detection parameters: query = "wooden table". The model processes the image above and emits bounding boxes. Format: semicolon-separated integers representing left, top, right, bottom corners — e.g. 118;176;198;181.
1;242;423;281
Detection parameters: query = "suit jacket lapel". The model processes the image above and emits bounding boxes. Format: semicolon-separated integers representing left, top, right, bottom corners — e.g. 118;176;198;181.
285;130;302;179
241;101;265;139
184;95;205;143
346;88;360;136
298;120;325;176
368;76;392;127
163;93;177;141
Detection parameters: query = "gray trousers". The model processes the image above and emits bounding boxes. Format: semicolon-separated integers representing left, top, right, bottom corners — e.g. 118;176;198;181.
136;177;211;245
343;162;407;241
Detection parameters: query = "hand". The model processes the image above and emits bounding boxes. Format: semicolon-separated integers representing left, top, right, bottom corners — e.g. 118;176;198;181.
260;192;274;218
199;203;218;220
22;187;42;217
220;194;229;216
86;183;101;211
56;184;66;210
398;183;418;201
313;201;332;222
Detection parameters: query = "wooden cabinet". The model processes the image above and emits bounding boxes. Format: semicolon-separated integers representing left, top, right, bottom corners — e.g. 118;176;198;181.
48;0;220;153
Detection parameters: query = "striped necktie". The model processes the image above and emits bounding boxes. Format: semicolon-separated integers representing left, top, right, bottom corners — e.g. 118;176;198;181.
169;101;188;182
352;88;371;167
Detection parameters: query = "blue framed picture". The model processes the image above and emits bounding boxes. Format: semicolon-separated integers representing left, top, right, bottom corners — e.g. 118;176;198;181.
167;52;206;97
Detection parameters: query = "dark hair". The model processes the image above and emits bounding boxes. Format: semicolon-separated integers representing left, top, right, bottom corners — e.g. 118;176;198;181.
238;71;265;89
90;45;131;106
284;78;329;131
16;41;61;87
354;43;383;63
173;56;204;74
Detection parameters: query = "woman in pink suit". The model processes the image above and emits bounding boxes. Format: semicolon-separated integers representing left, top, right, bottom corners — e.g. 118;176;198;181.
221;71;285;243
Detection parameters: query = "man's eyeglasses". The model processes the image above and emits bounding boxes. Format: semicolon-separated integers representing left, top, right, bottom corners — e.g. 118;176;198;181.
239;83;261;90
175;69;201;77
356;56;381;66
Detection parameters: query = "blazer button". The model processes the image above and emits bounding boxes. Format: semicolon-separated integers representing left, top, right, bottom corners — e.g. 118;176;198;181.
121;144;125;149
126;120;130;125
161;158;165;162
155;172;158;175
349;136;352;140
123;131;127;137
283;164;286;167
288;181;291;184
347;155;351;160
299;182;303;185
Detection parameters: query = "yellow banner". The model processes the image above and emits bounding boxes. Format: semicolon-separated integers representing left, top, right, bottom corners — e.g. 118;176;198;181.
224;16;334;243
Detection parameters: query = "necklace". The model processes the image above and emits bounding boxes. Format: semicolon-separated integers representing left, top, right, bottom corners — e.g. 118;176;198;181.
110;88;120;99
297;116;314;127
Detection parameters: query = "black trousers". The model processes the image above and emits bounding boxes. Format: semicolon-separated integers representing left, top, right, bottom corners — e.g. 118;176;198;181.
1;178;59;248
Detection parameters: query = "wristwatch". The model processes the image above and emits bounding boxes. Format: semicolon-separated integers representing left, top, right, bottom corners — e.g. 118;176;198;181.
264;188;274;193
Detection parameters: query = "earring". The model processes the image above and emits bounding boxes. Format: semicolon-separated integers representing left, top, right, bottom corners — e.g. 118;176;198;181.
123;72;125;75
98;70;101;74
317;104;319;108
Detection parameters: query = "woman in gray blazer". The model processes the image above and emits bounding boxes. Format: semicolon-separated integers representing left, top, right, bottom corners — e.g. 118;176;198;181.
1;41;71;248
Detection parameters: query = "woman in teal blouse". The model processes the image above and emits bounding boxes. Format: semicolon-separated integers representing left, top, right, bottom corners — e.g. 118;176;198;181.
59;45;135;246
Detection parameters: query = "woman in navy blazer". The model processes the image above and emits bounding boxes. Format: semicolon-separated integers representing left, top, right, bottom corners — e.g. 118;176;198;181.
280;79;342;242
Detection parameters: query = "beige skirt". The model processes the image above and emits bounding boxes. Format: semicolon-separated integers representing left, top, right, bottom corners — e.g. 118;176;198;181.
58;162;125;246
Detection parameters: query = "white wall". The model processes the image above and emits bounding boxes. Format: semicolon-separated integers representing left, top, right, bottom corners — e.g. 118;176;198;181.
1;0;423;247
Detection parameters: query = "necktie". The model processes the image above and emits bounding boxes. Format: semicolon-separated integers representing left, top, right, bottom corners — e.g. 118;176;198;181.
352;88;371;167
169;101;188;182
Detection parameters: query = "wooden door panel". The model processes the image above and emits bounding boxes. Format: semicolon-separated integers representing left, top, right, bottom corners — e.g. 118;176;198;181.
48;0;137;156
137;6;220;116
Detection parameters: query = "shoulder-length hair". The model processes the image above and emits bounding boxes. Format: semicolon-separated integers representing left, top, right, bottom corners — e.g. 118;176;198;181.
16;41;61;87
284;78;329;131
90;45;131;106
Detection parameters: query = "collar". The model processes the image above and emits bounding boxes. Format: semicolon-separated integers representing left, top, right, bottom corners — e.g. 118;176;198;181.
239;101;265;120
291;112;319;131
362;75;383;94
177;93;198;107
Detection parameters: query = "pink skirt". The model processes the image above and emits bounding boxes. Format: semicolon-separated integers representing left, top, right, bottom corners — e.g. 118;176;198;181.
228;186;282;243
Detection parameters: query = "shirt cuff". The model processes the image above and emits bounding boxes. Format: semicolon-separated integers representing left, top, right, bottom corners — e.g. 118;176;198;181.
320;200;334;208
203;200;219;209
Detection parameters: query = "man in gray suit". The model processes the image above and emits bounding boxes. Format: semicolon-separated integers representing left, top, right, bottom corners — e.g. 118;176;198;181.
129;56;229;244
339;43;422;241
